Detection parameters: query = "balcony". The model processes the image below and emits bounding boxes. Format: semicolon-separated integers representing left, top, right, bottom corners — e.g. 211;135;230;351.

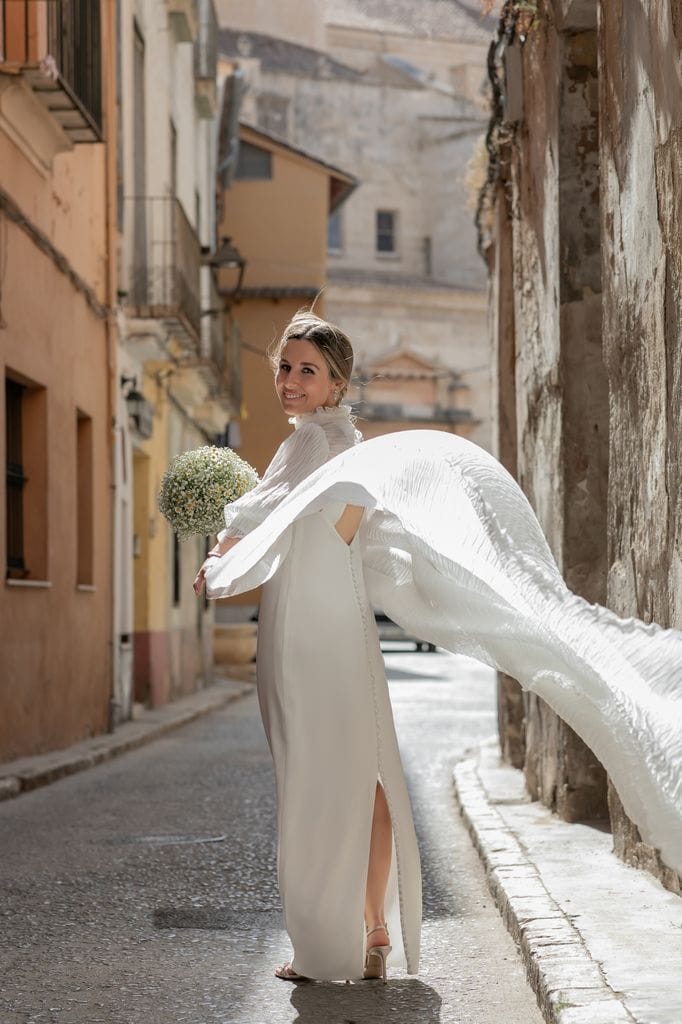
193;0;218;119
0;0;102;142
122;196;201;352
170;270;238;434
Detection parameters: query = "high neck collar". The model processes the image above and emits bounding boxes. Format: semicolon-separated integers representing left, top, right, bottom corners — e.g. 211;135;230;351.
289;404;354;429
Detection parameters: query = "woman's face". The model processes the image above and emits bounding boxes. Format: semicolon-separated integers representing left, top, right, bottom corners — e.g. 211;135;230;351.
275;338;339;415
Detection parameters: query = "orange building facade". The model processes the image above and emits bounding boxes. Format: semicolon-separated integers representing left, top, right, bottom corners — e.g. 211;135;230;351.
0;1;117;758
217;122;356;476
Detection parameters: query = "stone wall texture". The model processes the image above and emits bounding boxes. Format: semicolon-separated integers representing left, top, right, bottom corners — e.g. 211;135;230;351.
489;0;681;891
598;0;682;892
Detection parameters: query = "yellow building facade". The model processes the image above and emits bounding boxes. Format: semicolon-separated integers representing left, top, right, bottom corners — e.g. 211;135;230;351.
117;0;236;710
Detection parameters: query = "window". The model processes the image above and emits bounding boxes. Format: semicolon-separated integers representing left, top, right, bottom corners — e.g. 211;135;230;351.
422;235;432;277
328;208;343;252
76;411;94;585
5;379;25;575
235;141;272;180
48;0;103;131
376;210;397;253
4;373;47;580
172;532;181;606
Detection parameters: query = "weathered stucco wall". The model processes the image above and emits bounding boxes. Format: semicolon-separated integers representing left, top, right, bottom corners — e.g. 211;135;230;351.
598;0;682;890
492;0;681;890
506;9;609;822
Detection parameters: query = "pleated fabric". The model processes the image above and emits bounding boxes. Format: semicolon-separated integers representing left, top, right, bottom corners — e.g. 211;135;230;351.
206;408;682;890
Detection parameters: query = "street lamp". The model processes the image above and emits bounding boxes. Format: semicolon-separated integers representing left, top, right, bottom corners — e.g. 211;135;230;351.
203;236;246;300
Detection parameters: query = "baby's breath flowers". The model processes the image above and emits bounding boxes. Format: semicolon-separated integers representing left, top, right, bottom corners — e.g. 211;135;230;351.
157;445;259;540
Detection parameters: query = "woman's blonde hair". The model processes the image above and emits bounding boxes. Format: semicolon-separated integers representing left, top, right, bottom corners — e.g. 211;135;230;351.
268;309;355;404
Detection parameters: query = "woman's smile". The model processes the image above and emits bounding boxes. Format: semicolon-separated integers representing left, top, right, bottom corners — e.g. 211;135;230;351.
275;337;339;413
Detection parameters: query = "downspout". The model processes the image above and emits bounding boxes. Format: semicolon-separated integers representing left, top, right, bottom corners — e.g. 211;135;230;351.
103;0;120;731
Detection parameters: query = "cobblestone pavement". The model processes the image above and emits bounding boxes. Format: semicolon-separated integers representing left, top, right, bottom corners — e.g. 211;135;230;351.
0;650;543;1024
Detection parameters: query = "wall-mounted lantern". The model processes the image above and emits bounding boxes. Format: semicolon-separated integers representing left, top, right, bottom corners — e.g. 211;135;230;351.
204;236;246;300
121;375;154;439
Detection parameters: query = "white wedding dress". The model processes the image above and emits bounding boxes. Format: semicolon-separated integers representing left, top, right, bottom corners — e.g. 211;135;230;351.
205;405;682;980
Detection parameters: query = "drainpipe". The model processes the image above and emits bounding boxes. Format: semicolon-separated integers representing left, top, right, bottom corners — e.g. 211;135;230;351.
102;0;118;732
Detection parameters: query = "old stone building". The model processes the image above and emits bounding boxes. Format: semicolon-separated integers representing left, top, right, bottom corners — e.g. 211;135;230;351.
216;0;496;448
484;0;681;891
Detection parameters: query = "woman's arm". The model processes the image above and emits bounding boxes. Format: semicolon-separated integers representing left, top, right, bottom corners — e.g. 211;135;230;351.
193;535;241;596
194;424;329;596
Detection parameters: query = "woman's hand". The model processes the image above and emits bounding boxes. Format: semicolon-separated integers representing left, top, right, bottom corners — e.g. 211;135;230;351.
193;555;218;596
192;536;241;597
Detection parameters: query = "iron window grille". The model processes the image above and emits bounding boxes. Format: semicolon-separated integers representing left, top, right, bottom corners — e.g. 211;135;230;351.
5;379;26;575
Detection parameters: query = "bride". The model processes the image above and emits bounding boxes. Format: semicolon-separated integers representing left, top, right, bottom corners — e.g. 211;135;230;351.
194;310;682;984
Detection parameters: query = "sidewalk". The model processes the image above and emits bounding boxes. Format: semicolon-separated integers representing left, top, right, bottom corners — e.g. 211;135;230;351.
453;741;682;1024
0;673;254;802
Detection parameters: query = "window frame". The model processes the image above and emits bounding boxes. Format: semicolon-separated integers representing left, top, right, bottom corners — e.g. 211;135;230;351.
76;409;94;586
327;207;344;253
235;141;273;181
376;209;398;255
5;378;26;577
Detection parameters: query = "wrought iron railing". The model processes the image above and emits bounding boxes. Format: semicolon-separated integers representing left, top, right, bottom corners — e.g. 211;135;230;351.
202;270;226;378
0;0;102;138
47;0;102;131
123;196;202;347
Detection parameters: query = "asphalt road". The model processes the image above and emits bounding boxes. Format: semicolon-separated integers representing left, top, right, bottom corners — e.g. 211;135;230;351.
0;649;543;1024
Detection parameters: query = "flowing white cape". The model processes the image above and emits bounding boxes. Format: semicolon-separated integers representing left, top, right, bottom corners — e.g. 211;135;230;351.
205;429;682;875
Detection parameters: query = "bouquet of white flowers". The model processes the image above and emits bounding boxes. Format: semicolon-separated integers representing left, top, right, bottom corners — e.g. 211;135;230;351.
157;445;259;540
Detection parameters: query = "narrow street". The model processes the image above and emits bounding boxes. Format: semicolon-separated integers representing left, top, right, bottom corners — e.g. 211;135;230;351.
0;651;542;1024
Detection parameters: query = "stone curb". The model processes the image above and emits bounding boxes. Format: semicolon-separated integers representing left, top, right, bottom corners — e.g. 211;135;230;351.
0;676;254;802
453;757;635;1024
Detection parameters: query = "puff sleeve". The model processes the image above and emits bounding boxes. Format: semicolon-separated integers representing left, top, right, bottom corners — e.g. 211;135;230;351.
216;422;330;541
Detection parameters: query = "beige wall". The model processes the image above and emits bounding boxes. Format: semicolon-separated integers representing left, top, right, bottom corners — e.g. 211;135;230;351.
326;282;490;449
216;0;325;50
0;1;115;761
220;131;330;291
324;24;490;108
0;222;112;760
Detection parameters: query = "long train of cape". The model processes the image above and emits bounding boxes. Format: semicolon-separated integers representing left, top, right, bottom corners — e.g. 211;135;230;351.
205;429;682;874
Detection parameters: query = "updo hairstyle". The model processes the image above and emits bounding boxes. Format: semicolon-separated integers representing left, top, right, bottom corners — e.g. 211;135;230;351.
268;310;354;405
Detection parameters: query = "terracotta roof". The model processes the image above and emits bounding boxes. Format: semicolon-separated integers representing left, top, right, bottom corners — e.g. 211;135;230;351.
324;0;495;44
217;28;363;81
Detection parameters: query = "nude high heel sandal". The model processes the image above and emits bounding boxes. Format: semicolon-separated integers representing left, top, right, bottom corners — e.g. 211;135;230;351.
363;922;392;983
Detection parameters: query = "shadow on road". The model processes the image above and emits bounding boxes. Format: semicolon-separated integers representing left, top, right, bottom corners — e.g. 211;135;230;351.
289;977;442;1022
